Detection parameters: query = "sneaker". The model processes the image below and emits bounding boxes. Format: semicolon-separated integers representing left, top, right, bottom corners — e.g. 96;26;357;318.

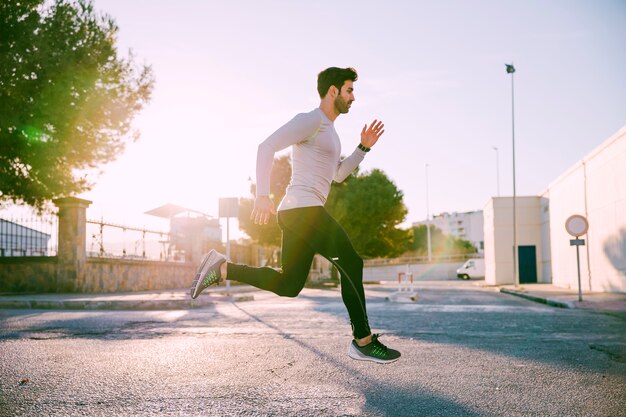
348;334;401;364
190;250;226;299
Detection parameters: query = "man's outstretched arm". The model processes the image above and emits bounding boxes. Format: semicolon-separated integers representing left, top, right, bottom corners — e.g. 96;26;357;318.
335;119;385;182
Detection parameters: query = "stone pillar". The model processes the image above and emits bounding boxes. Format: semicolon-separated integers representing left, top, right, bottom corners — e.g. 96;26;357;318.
54;197;92;292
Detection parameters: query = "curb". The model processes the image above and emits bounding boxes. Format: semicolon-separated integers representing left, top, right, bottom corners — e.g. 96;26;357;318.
500;288;574;309
0;294;255;310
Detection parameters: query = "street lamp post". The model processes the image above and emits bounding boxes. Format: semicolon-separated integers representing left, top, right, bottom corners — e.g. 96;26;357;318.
506;63;518;287
492;146;500;197
425;163;432;262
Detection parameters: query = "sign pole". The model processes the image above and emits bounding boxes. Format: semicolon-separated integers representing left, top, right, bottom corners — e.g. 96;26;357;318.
569;237;586;302
565;214;589;303
575;239;582;302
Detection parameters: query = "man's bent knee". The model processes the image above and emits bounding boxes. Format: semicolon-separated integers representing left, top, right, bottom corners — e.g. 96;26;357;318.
354;255;364;270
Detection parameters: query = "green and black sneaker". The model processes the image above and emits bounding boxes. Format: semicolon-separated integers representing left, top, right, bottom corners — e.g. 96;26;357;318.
348;334;401;364
190;250;226;299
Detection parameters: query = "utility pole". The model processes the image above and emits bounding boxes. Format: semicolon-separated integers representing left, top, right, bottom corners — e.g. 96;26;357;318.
506;63;518;287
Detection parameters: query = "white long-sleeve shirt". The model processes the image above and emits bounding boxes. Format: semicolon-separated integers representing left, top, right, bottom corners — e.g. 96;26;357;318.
256;108;367;211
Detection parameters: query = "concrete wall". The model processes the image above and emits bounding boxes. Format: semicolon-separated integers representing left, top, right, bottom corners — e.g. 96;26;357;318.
483;199;497;285
0;256;196;293
543;126;626;292
83;258;195;293
0;257;58;292
363;261;468;282
586;127;626;291
541;163;588;290
539;196;552;283
518;197;544;283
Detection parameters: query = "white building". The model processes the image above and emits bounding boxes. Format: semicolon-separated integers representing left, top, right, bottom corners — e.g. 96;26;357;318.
414;210;484;253
483;197;545;284
484;125;626;292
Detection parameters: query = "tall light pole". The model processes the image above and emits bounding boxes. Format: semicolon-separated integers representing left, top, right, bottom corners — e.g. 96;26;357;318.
492;146;500;197
506;63;518;287
425;163;432;262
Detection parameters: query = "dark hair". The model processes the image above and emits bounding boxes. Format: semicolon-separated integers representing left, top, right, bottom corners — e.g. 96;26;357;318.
317;67;358;98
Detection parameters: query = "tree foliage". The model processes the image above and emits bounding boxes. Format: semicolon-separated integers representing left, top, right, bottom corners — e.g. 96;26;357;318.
238;154;292;247
0;0;153;209
407;224;477;256
326;168;410;259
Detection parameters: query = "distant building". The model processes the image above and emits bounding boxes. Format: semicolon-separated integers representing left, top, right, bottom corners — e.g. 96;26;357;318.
146;203;222;263
413;210;484;253
0;219;51;256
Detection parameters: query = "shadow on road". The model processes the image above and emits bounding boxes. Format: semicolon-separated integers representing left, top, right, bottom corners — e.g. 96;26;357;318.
231;302;482;417
0;308;217;341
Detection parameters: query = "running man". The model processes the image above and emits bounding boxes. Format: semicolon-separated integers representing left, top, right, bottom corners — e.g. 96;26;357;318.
190;67;400;364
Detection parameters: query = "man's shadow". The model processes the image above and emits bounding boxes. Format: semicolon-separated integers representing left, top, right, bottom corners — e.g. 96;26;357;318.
604;228;626;290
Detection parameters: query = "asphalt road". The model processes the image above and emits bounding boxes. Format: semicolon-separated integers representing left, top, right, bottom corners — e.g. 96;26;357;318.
1;281;625;417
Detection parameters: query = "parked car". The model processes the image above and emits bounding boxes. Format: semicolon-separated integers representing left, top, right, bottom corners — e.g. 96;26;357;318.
456;259;485;280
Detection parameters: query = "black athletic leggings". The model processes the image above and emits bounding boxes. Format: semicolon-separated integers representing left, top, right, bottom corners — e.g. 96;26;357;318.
227;206;371;339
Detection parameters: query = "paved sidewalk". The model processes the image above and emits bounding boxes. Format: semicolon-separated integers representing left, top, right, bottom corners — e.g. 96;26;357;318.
478;282;626;316
0;285;256;310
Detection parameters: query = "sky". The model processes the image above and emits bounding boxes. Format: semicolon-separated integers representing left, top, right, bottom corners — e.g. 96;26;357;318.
79;0;626;238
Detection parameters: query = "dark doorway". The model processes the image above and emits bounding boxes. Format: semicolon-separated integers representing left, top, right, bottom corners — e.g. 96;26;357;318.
518;245;538;284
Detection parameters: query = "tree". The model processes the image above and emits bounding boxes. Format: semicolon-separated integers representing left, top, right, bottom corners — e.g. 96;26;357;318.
0;0;153;209
238;154;292;247
407;224;477;257
326;168;410;259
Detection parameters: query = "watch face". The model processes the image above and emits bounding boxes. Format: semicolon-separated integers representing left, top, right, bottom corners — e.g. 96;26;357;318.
565;215;588;237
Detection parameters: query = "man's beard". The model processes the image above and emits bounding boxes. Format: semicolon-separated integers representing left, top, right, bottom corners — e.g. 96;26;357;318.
334;95;352;114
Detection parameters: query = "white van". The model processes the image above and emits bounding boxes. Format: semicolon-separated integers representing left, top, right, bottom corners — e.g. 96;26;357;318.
456;259;485;280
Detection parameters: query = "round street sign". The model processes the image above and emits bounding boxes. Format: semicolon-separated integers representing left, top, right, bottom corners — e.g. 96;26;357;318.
565;215;589;237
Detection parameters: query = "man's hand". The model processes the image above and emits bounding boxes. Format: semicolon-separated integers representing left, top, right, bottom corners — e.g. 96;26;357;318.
251;195;276;225
360;119;385;149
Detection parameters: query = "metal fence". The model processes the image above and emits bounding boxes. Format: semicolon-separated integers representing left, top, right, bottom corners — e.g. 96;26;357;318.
0;207;172;260
0;211;58;257
86;218;173;261
364;253;481;266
